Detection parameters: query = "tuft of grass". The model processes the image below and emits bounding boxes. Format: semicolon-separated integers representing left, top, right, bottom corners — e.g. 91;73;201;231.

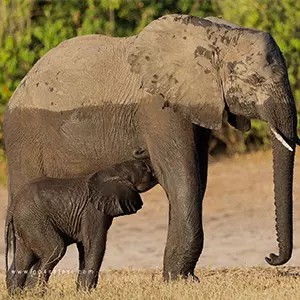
0;267;300;300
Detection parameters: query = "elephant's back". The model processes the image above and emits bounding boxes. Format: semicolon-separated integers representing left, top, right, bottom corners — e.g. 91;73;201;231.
4;35;147;195
7;34;142;112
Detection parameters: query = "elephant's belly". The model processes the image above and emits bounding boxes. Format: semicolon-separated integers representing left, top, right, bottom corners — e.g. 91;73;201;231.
4;104;145;188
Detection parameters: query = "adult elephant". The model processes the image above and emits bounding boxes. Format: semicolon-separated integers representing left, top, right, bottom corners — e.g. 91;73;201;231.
4;14;299;280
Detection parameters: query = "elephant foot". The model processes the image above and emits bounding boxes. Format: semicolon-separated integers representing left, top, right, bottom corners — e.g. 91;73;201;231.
163;270;200;282
188;273;200;283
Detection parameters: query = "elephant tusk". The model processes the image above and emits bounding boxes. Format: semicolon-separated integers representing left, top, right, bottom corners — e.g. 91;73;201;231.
270;127;293;152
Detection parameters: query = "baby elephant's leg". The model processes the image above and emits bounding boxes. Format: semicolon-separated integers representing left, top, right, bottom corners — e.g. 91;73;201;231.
24;260;41;289
22;222;66;291
6;239;37;295
29;244;66;291
77;214;113;291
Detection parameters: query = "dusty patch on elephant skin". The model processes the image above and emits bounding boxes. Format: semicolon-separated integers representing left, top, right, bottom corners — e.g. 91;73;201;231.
194;46;212;61
227;61;250;76
242;73;266;86
129;13;273;134
127;53;137;64
170;14;260;50
172;14;213;29
246;56;254;64
220;34;233;45
227;59;267;88
227;61;237;73
217;30;242;47
171;14;258;38
8;34;140;112
225;83;254;118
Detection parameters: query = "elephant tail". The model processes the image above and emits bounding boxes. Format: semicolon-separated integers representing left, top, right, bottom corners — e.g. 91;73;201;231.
5;211;16;273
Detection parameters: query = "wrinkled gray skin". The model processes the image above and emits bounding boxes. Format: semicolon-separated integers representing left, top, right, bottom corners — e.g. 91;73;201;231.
5;158;157;294
4;14;299;281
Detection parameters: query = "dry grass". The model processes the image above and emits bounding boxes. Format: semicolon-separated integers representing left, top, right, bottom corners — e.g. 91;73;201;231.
0;267;300;300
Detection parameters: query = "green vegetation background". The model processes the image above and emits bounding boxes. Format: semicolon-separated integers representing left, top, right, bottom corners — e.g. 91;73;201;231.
0;0;299;158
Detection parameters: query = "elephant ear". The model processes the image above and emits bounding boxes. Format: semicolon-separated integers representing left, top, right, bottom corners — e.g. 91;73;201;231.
205;16;251;132
128;14;225;130
92;181;143;217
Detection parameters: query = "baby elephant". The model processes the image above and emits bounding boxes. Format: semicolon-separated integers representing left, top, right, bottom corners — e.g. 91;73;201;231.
6;157;157;294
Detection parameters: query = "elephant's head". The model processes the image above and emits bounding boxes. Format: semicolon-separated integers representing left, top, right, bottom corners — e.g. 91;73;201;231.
90;159;157;217
129;14;299;265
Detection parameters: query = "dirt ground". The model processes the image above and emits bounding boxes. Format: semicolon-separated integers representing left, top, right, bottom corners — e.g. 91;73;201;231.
1;150;300;272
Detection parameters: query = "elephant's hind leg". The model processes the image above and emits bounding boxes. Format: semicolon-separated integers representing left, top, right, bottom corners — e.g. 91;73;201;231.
23;225;66;292
31;242;66;291
24;259;41;290
6;239;37;295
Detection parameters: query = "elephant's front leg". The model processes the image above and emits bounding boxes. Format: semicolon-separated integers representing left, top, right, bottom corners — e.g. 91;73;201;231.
77;214;113;290
143;103;204;280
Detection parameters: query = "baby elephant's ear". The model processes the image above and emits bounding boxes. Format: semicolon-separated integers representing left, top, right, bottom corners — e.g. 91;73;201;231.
99;184;143;217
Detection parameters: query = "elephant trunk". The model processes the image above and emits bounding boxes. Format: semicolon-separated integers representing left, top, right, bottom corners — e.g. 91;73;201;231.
265;131;294;265
261;88;298;265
